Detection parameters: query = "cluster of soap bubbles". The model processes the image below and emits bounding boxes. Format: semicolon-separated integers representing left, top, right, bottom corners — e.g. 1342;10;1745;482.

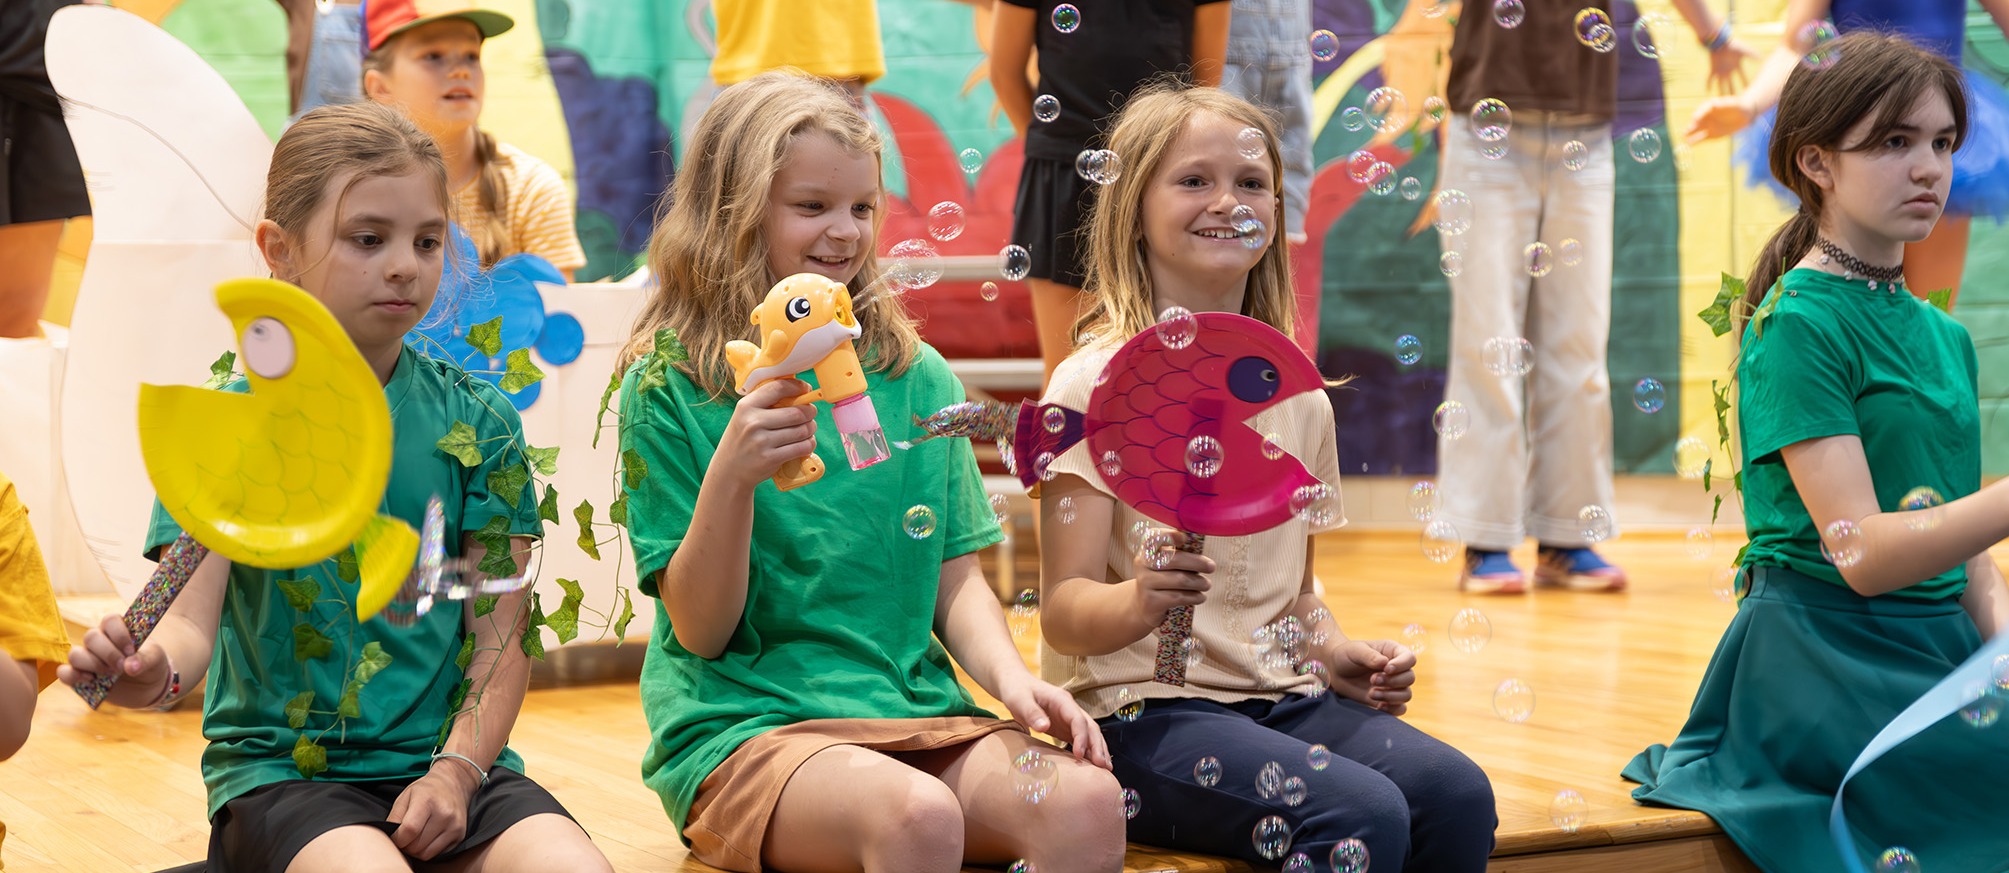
1008;588;1039;638
1073;148;1122;185
1482;336;1535;377
884;239;943;292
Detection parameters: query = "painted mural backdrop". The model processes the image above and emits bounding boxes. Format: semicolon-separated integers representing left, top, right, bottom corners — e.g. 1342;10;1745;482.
75;0;2009;475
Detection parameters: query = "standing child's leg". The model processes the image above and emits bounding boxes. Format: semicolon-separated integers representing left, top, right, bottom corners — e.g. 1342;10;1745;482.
897;729;1126;873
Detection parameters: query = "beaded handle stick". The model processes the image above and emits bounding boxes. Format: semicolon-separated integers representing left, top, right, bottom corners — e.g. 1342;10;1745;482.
72;532;208;709
1151;534;1207;686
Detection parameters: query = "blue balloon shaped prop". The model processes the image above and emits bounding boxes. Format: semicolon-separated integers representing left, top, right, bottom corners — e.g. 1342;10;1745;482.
537;312;585;366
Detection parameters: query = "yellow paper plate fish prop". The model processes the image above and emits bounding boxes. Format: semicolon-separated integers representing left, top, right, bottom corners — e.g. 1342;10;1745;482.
138;277;417;593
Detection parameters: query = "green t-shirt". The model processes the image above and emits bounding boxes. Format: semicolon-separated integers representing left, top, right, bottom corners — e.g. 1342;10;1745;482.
1738;269;1979;600
145;347;543;817
619;343;1003;834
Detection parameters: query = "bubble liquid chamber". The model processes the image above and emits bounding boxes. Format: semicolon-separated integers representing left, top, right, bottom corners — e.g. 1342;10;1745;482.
831;392;892;471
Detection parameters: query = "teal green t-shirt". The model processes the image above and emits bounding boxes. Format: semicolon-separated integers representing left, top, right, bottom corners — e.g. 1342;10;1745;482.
619;343;1003;835
1738;269;1980;600
145;347;542;817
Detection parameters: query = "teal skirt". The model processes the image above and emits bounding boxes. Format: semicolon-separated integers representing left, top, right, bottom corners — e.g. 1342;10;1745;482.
1623;566;2009;872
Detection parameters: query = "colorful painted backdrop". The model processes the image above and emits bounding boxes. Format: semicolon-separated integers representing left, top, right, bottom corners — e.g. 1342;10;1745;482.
51;0;2009;475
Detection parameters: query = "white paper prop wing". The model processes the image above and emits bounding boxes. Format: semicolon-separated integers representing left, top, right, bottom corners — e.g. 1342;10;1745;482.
47;5;272;596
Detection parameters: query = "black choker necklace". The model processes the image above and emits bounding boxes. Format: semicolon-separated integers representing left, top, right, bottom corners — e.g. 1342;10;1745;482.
1815;238;1905;291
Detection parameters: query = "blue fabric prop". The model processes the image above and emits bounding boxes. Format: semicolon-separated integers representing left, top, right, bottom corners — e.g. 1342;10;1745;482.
407;224;565;410
1829;631;2009;871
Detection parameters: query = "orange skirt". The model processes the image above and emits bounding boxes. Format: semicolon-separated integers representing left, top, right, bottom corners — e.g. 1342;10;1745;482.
684;716;1025;871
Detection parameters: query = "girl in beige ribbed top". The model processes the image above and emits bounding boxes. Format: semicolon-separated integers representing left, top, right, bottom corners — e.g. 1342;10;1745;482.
1037;84;1497;869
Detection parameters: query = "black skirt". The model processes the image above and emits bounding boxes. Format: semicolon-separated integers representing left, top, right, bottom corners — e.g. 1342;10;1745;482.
204;766;575;872
1009;153;1098;288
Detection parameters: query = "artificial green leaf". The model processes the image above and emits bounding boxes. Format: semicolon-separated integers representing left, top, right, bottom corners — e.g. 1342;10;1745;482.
353;641;392;685
538;484;560;524
202;350;238;390
338;680;362;719
335;547;359;583
608;494;629;526
1698;273;1743;338
473;594;499;618
500;348;545;394
548;579;583;644
488;463;530;510
524;444;560;476
1733;470;1744;493
292;623;333;661
612;587;636;640
1712;494;1725;525
292;734;328;779
436;421;484;467
654;328;689;363
277;577;321;613
456;632;476;670
1928;288;1953;312
574;500;600;560
594;368;623;449
1713;381;1733;449
472;515;516;578
637;357;669;396
621;449;650;490
285;691;314;729
467;316;503;357
1701;459;1713;492
521;593;547;659
1750;290;1779;341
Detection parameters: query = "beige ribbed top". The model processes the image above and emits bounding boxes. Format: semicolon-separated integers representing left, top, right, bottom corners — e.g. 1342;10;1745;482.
1036;339;1347;719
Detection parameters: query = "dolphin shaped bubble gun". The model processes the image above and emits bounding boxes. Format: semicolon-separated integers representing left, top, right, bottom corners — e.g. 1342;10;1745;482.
725;273;891;491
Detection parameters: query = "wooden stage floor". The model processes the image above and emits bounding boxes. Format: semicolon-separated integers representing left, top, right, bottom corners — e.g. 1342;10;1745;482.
0;531;1774;872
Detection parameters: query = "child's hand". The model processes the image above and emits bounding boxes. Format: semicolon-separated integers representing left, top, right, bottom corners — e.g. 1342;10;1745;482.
1133;529;1215;625
1325;639;1417;717
56;615;171;708
994;674;1112;770
711;378;819;490
388;763;478;860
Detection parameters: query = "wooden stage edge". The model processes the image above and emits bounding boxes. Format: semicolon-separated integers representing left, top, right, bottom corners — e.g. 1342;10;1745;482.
12;530;1790;872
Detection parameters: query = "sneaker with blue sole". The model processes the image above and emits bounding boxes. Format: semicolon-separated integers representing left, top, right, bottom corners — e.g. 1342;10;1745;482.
1459;548;1526;595
1534;545;1628;592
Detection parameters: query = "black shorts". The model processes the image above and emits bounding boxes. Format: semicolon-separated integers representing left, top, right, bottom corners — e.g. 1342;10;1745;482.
205;766;575;873
1;93;90;226
1009;153;1097;289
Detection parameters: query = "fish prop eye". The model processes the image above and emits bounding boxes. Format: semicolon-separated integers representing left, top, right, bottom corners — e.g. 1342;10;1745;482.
241;316;295;379
785;296;813;321
1228;356;1282;403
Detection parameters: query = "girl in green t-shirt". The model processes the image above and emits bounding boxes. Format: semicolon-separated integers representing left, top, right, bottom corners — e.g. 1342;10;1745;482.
58;103;610;873
1627;32;2009;872
613;71;1124;873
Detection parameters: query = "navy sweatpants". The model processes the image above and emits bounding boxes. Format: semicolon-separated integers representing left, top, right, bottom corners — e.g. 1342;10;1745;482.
1102;694;1496;871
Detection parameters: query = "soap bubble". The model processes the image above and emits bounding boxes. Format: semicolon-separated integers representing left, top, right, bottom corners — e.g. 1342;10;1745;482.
1330;838;1371;873
1422;519;1462;563
903;505;937;539
1550;789;1588;832
1309;29;1339;62
989;493;1010;527
1185;435;1223;478
1121;788;1141;819
887;238;943;290
1114;686;1143;722
1434;189;1473;235
1799;20;1841;69
1408;481;1441;521
1193;756;1222;786
1875;847;1919;873
1523;242;1553;278
1033;94;1060;123
1579;504;1613;543
958;147;983;175
1628;128;1663;163
1560;237;1585;267
1471;98;1512;142
1901;486;1945;532
980;281;999;302
1307;744;1331;770
1674;436;1710;479
999;245;1032;281
1395;334;1423;365
1050;3;1080;32
1686;528;1714;560
1562;139;1588;171
1252;815;1293;859
1283;853;1314;873
1013;750;1056;803
1237;127;1267;160
1821;519;1865;568
1255;761;1285;800
1399;176;1423;201
1440;251;1464;277
1483;336;1534;376
926;201;966;242
1632;14;1664;58
1492;0;1525;29
1156;305;1197;350
1340;106;1367;131
1401;622;1428;653
1282;776;1308;807
1494;678;1536;722
1450;607;1491;652
1230;204;1268;250
1574;8;1616;52
1433;401;1470;440
1364;87;1407;133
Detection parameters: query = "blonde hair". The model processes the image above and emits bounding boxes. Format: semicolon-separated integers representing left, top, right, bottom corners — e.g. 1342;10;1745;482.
617;71;919;396
1075;84;1298;346
263;102;451;283
362;35;512;267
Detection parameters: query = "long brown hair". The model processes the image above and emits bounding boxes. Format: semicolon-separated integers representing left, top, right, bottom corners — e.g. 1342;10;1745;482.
1075;84;1298;346
1741;32;1966;323
263;102;451;285
361;38;512;267
616;71;919;397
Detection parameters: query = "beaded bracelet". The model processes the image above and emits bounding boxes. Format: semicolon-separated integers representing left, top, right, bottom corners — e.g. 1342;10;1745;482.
146;657;183;711
1706;21;1732;51
431;751;490;786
